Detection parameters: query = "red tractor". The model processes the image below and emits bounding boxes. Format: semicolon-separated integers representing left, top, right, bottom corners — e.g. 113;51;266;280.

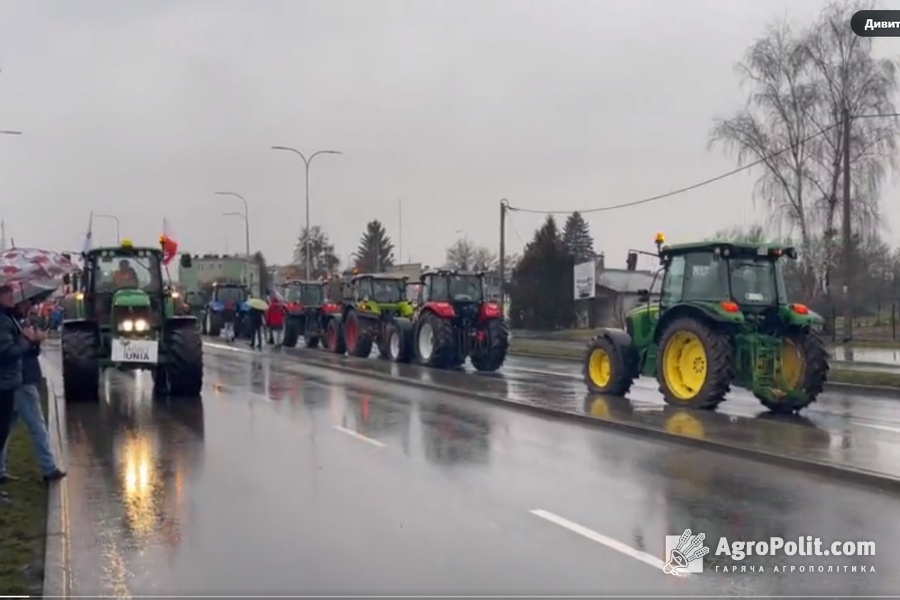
389;269;508;371
279;279;344;349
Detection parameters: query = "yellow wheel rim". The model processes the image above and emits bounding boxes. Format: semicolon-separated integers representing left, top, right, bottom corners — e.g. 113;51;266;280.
588;348;612;388
780;339;804;389
662;331;708;400
665;411;705;439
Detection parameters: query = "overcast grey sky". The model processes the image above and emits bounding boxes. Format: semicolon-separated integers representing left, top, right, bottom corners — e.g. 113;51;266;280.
0;0;895;270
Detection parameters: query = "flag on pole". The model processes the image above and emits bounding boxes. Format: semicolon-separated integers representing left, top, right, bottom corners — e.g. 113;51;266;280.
161;218;179;265
80;211;93;255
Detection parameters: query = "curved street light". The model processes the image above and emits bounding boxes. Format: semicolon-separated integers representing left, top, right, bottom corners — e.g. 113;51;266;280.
215;191;252;290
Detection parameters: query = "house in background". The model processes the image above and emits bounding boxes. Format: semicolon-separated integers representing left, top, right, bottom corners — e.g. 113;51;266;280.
574;254;660;328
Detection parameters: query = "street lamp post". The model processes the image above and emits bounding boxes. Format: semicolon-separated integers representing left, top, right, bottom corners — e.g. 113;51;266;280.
95;214;121;244
215;191;252;292
270;146;341;280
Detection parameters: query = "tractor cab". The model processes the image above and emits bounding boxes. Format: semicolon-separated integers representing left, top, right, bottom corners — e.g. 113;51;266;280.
79;240;166;332
281;280;326;314
417;269;497;325
350;273;408;308
210;282;249;312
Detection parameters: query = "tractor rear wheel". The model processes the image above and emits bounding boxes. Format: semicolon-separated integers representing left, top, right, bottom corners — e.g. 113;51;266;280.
756;330;829;413
385;320;413;363
414;312;456;368
344;311;373;357
207;312;222;337
160;325;204;397
61;328;100;403
470;318;509;372
326;318;346;354
657;317;734;410
582;334;636;396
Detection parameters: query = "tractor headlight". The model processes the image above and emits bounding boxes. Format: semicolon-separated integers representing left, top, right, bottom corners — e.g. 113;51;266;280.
134;319;149;332
119;320;134;332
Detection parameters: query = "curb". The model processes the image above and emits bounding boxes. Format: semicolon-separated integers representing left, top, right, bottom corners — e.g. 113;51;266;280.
42;364;71;599
275;347;900;494
508;348;900;398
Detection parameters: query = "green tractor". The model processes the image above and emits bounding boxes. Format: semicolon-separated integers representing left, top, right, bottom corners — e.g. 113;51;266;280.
58;239;204;403
328;272;416;358
582;234;828;413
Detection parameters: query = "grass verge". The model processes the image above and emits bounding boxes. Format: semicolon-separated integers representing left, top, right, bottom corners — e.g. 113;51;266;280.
509;339;900;389
0;390;49;596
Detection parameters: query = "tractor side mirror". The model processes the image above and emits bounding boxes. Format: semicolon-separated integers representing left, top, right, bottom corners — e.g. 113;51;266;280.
637;288;650;303
180;254;193;269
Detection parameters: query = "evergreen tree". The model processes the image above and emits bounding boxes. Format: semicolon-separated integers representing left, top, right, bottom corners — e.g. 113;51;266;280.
253;251;270;296
354;220;395;272
293;226;341;278
562;211;595;262
509;216;575;330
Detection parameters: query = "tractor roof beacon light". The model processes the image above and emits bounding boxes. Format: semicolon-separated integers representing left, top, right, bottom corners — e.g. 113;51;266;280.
121;239;133;248
654;232;665;252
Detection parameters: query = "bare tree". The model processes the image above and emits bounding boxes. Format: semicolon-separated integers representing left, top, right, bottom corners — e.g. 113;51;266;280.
445;237;496;271
803;1;900;243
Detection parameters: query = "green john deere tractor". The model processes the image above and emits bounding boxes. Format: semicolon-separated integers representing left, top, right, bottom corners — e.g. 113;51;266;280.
330;273;416;358
58;239;203;403
582;234;828;413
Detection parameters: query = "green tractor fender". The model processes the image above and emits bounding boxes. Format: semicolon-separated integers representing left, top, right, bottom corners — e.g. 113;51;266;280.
653;301;744;344
778;304;823;330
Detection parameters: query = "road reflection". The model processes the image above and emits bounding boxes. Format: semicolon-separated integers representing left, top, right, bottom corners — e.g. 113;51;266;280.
419;402;492;466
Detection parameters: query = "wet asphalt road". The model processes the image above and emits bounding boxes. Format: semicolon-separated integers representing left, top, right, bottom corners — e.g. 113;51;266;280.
249;341;900;479
43;342;899;596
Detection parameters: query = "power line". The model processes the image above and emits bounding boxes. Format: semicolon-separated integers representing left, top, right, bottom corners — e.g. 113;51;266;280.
507;112;900;216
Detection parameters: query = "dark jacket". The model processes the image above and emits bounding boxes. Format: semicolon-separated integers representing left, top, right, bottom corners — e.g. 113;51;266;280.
248;308;264;328
21;336;42;386
0;309;29;391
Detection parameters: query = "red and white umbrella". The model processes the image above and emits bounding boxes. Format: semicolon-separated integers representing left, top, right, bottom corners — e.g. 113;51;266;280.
0;248;80;285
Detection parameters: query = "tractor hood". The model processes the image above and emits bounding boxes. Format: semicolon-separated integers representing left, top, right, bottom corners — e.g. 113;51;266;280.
112;288;152;308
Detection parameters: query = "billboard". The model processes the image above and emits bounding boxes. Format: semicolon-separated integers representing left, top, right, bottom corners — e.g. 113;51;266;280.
574;259;596;300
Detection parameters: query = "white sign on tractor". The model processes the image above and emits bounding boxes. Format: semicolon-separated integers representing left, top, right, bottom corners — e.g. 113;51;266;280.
111;339;159;363
573;259;596;300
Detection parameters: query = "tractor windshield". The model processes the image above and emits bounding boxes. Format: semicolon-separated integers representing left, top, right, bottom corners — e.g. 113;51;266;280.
93;251;162;293
284;284;324;305
728;257;787;305
371;279;405;303
216;287;246;304
432;274;484;302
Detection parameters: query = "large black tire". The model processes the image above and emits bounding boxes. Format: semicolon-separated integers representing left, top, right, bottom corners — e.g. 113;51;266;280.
756;330;829;413
206;311;222;337
200;311;208;335
326;318;346;354
470;318;509;372
414;312;456;368
344;311;374;357
61;328;100;403
385;319;413;363
657;317;734;410
283;317;300;348
582;334;637;396
159;326;204;397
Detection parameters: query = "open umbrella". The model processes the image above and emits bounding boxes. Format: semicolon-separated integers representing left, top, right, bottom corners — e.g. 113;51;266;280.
15;279;61;304
0;248;79;285
247;297;269;311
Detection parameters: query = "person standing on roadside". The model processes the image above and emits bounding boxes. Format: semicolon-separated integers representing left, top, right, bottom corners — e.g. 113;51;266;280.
0;284;41;501
266;296;286;348
247;305;265;350
0;297;66;484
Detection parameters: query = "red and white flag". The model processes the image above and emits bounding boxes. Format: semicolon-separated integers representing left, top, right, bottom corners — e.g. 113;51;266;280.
161;218;179;265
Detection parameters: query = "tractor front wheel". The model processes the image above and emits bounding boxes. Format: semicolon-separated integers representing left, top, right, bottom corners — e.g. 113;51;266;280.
159;325;204;397
326;318;346;354
385;320;413;363
657;317;734;410
344;311;373;357
470;318;509;372
582;334;636;396
414;312;456;368
283;317;300;347
61;327;100;403
207;311;222;337
756;330;829;413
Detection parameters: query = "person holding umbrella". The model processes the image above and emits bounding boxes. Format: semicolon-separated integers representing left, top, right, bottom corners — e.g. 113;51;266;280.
246;297;268;350
0;285;65;484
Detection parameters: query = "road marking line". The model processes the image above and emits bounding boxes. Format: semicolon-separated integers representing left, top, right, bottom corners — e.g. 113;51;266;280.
333;425;387;447
204;341;255;354
529;509;677;575
854;422;900;435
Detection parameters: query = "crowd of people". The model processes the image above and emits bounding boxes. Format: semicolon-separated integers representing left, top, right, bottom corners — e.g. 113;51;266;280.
0;284;66;504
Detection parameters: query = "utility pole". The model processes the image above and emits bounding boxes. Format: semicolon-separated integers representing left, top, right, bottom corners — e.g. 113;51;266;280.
841;106;853;356
499;199;508;315
398;198;402;264
0;218;5;252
